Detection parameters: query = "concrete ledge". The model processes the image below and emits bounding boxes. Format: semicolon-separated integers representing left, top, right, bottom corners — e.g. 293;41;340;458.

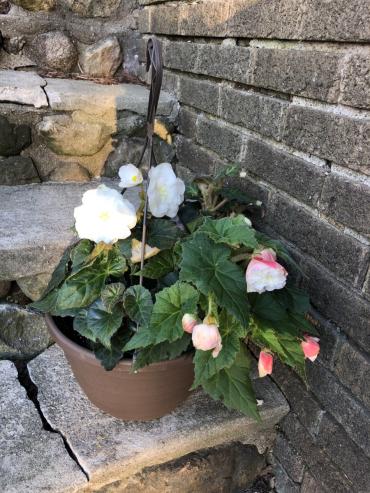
29;345;289;491
0;70;177;117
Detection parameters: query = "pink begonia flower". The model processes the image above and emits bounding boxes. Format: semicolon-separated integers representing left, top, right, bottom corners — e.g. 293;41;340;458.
301;335;320;362
258;351;273;378
192;323;222;358
246;248;288;294
182;314;198;334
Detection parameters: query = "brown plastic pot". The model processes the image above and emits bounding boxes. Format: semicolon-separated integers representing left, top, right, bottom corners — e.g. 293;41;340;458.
46;315;194;421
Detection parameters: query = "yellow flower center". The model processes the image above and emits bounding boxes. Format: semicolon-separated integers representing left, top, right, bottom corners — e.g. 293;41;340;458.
99;211;110;221
157;184;168;198
132;175;138;183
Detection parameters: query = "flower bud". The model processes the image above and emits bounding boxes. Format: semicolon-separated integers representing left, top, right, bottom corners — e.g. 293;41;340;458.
258;351;273;378
192;323;222;358
301;335;320;362
182;314;197;334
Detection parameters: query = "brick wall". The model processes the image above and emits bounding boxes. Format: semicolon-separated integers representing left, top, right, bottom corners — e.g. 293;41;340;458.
138;1;370;491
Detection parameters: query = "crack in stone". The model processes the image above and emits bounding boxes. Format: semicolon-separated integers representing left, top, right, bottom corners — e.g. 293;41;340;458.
14;360;90;482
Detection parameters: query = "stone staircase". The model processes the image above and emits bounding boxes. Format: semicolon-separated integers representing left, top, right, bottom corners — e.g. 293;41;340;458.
1;345;289;492
0;69;289;492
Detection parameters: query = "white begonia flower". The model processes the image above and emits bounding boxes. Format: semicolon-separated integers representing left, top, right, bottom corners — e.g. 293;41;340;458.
147;163;185;218
74;184;137;244
118;164;143;189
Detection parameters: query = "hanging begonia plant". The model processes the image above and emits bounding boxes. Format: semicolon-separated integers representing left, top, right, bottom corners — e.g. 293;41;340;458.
32;163;319;420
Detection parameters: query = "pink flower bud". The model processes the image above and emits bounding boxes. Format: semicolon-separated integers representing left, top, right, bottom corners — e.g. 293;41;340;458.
258;351;273;378
192;323;223;358
182;314;197;334
301;335;320;362
246;248;288;294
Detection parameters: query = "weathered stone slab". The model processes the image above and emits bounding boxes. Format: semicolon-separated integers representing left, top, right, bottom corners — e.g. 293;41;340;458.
44;78;177;117
0;181;139;280
0;70;48;108
0;360;87;492
0;303;52;358
0;182;85;280
29;345;289;491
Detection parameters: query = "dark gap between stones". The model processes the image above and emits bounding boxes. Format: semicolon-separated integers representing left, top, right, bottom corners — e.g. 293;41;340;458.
14;360;90;481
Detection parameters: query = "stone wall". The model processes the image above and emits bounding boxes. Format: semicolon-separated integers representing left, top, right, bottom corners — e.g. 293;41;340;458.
138;1;370;492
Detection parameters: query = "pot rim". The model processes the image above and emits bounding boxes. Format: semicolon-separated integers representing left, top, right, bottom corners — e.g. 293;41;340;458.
46;314;194;371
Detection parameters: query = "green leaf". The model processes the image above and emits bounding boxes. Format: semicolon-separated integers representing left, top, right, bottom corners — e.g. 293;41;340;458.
70;240;93;272
105;247;127;277
123;326;154;351
198;215;258;249
123;285;153;327
180;234;250;327
250;292;288;322
193;310;247;386
251;318;306;378
136;249;177;279
101;283;125;312
147;219;183;250
133;333;191;371
149;281;199;344
85;299;123;349
73;309;96;341
43;247;72;296
117;238;132;260
201;346;260;421
94;328;131;371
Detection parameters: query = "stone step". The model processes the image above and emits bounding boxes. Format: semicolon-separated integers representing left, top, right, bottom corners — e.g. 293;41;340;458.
0;359;87;493
0;70;176;116
23;345;289;492
0;181;112;281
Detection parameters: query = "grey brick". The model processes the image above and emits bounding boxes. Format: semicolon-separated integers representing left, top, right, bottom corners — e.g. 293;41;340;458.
274;461;300;493
282;105;370;170
178;107;198;139
196;115;246;163
267;194;370;287
178;76;220;115
245;138;327;207
316;413;370;492
320;168;370;236
250;48;342;104
220;86;287;141
307;362;370;457
309;310;343;369
297;255;370;352
175;135;224;176
340;54;370;110
139;0;370;41
280;415;353;492
273;362;324;435
274;435;305;483
164;41;251;84
333;340;370;409
162;70;180;96
300;471;324;493
163;40;200;73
